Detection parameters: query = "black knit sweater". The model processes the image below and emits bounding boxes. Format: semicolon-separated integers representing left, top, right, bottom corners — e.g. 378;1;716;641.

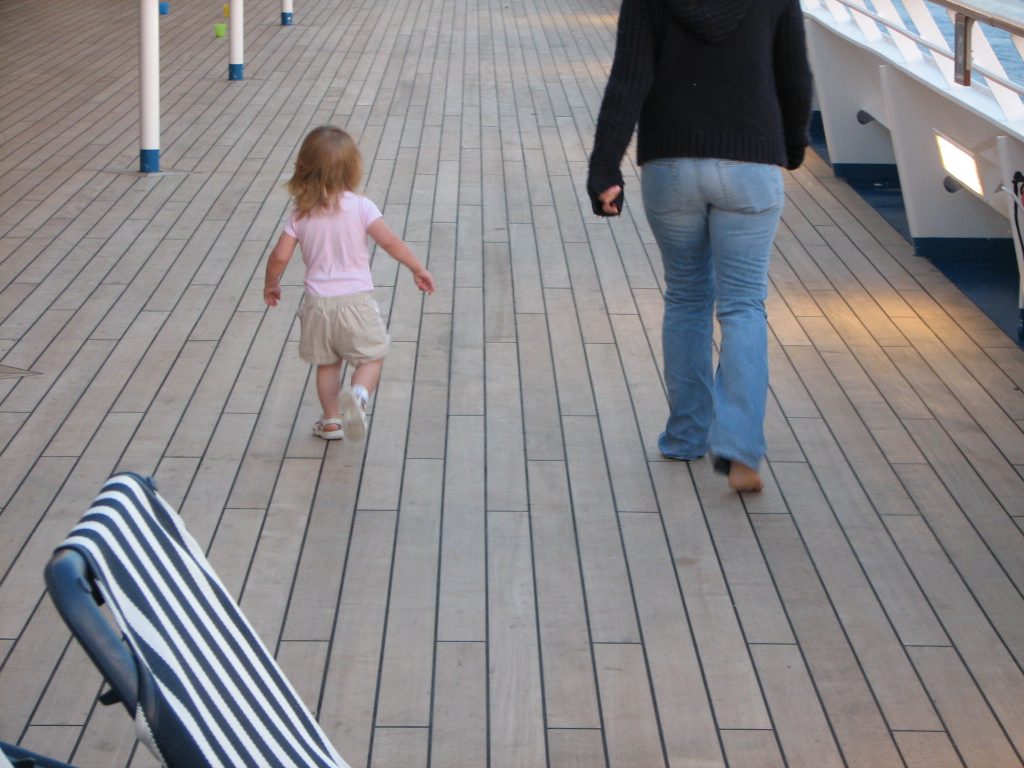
587;0;813;212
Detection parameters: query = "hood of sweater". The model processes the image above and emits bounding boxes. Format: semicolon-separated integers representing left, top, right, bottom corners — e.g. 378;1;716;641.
662;0;753;42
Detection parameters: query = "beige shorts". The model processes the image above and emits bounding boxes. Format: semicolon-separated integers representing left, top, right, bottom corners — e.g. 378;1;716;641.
297;291;390;366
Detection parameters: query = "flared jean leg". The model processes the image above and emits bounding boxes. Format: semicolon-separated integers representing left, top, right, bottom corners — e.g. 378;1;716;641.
706;165;783;469
709;293;770;470
642;159;713;460
660;252;714;459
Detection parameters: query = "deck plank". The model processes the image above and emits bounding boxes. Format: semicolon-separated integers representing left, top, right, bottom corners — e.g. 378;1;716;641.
788;417;950;646
206;507;265;600
238;458;322;647
690;461;795;644
548;729;606;768
406;313;452;460
19;727;80;764
587;342;658;512
770;462;943;731
649;462;771;731
375;459;443;727
620;512;728;766
752;514;907;768
450;286;484;415
895;462;1024;665
319;510;397;767
70;701;139;768
371;728;429;768
485;341;528;511
488;510;546;768
612;313;670;462
436;415;486;641
529;460;601;729
562;416;641;644
786;343;922;513
750;643;845;768
33;640;104;729
430;642;488;767
276;640;330;717
893;316;1024;464
720;731;787;768
0;601;73;743
517;314;564;461
899;416;1024;592
894;731;967;768
908;646;1023;768
594;643;666;768
885;515;1024;758
544;288;597;417
0;411;143;640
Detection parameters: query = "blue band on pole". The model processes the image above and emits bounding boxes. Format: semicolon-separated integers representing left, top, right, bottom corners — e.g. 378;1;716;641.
281;11;293;24
229;63;244;80
1019;308;1023;340
140;149;160;173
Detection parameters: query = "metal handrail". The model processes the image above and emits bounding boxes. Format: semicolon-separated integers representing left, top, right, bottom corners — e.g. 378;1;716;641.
820;0;1024;92
930;0;1024;85
928;0;1024;38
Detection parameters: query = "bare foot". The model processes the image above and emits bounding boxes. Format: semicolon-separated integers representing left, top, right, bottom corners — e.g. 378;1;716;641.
728;462;763;493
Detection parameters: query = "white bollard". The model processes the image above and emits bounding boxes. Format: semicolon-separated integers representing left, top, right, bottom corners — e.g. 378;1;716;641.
281;0;293;25
140;0;160;171
229;0;243;80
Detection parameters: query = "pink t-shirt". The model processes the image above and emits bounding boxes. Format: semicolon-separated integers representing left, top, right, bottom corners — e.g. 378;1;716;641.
283;192;383;296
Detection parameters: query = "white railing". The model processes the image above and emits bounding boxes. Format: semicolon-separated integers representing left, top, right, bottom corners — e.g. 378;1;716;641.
802;0;1024;339
803;0;1024;127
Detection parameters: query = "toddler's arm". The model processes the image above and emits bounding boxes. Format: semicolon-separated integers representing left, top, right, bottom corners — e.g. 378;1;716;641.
367;218;435;295
264;233;298;307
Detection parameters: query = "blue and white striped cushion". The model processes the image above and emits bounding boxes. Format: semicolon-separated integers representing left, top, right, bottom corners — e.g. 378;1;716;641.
57;473;350;768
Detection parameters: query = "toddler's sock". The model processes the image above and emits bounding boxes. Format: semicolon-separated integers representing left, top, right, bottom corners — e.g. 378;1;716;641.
352;384;369;406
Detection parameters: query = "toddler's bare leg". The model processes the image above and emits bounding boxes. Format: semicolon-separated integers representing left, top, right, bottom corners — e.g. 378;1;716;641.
350;358;384;397
316;361;343;428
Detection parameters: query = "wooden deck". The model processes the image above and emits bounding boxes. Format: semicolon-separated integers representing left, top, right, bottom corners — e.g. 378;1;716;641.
2;0;1024;764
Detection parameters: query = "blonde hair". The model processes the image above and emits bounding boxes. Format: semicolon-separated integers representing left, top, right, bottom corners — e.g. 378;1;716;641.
287;126;363;218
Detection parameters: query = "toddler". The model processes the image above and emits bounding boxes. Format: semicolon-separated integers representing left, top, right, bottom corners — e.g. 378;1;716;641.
264;126;434;441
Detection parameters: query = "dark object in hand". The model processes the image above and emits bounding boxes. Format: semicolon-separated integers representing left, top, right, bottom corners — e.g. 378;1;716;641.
591;187;624;217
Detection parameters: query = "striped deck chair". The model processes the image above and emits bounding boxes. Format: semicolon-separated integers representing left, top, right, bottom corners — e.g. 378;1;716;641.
44;472;350;768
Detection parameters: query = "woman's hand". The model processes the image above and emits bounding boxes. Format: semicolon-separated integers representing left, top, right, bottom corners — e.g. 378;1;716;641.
597;185;623;216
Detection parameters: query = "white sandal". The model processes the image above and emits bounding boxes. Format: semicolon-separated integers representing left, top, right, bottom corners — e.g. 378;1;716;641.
313;417;345;440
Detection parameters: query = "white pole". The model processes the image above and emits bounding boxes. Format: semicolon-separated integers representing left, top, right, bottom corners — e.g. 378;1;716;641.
140;0;160;171
281;0;293;25
229;0;243;80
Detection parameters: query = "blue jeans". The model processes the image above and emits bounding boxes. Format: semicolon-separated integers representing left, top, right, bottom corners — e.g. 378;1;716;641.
641;158;784;469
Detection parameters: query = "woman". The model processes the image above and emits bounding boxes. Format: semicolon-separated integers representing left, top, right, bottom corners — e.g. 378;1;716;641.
588;0;813;492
